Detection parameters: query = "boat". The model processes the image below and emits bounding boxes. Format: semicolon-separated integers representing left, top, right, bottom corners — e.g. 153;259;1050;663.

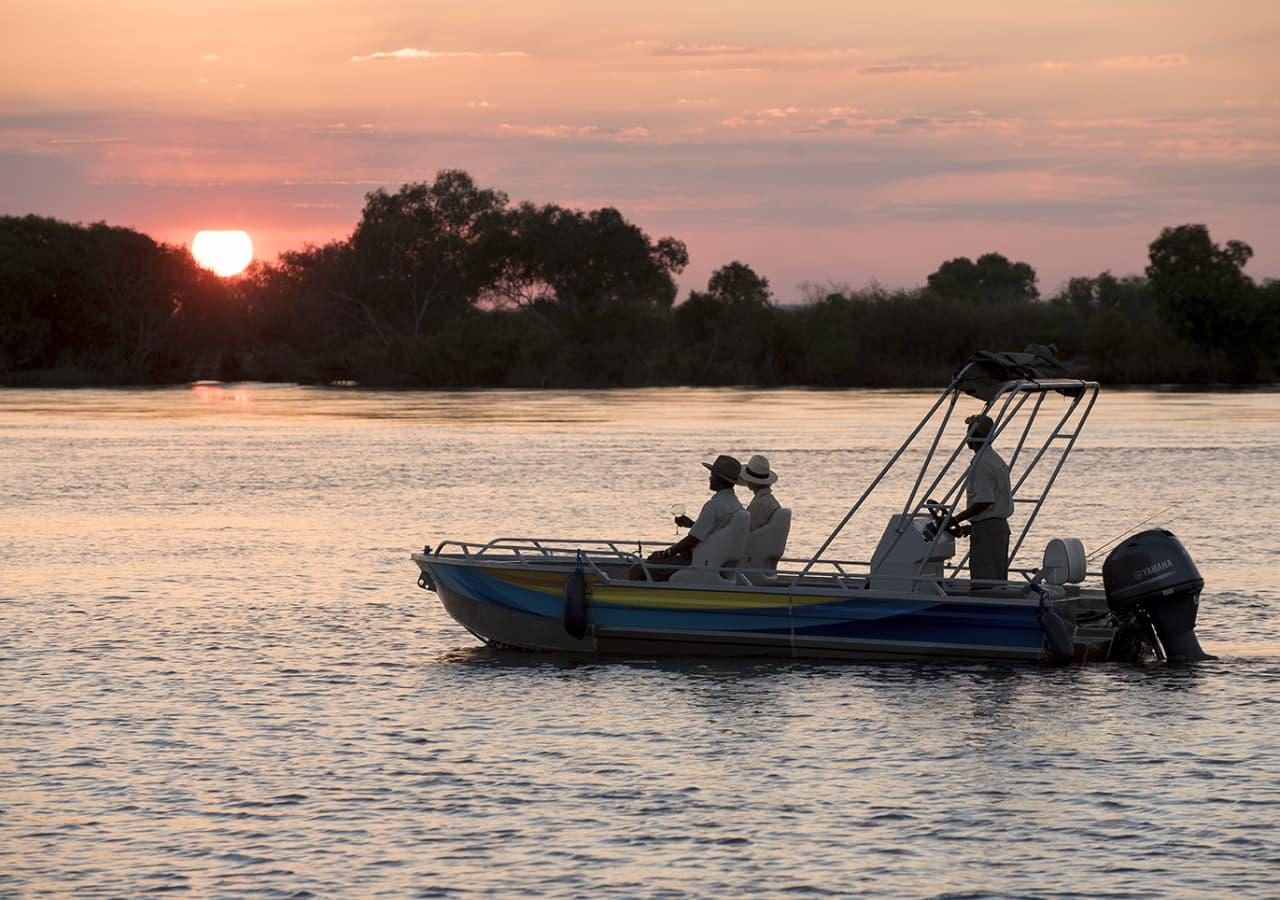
412;349;1212;664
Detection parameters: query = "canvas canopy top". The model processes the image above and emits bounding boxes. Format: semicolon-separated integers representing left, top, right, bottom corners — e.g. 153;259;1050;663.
956;344;1075;401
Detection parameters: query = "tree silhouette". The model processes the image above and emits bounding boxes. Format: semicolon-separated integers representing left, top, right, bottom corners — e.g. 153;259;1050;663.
673;261;779;383
489;202;687;314
1146;224;1254;356
4;194;1273;388
926;252;1038;304
0;215;218;379
344;171;510;344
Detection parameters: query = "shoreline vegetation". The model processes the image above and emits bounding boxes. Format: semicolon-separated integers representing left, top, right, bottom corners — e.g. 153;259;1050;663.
3;169;1278;389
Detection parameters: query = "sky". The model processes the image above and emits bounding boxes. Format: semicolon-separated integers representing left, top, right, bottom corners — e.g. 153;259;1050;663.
3;0;1278;298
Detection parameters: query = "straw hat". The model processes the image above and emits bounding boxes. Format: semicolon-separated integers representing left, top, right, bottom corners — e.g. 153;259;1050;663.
738;454;778;486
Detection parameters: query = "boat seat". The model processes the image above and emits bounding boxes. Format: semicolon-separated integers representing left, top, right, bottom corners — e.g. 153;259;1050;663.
670;510;749;586
1041;538;1086;585
740;507;792;584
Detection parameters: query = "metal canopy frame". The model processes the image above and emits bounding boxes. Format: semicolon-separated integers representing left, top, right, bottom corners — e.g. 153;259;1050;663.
801;364;1100;582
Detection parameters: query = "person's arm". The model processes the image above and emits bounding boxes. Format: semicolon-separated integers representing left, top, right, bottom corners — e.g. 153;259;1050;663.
655;500;710;557
952;457;995;526
951;501;991;526
658;532;701;557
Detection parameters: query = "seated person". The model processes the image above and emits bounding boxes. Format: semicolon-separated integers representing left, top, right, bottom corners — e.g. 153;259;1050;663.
738;454;781;531
630;454;744;581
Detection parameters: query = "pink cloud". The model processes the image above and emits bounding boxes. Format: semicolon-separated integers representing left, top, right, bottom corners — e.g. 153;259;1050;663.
1148;136;1272;161
718;106;1015;135
857;62;973;76
638;43;866;74
649;43;757;56
680;67;765;76
349;48;528;63
496;123;649;141
1100;54;1188;69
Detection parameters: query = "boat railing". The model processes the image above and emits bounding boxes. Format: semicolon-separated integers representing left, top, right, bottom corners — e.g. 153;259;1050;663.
800;367;1100;583
431;536;663;563
424;539;1054;596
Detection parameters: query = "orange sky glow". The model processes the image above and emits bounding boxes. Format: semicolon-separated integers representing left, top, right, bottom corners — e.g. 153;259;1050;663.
2;0;1277;296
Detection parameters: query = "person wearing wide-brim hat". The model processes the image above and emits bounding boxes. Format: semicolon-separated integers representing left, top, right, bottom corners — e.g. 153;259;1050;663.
738;454;782;532
629;454;744;581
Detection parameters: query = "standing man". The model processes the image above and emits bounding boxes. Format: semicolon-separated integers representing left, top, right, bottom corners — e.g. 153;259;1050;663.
949;414;1014;584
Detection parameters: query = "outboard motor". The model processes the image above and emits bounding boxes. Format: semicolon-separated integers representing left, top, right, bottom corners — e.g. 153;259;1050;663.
1104;529;1213;662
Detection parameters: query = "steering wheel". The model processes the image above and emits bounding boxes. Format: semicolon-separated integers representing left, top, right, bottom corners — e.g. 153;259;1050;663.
922;499;950;540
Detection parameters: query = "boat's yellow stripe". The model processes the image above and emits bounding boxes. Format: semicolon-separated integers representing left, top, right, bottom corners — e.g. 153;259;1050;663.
481;566;839;610
591;586;788;609
486;569;570;592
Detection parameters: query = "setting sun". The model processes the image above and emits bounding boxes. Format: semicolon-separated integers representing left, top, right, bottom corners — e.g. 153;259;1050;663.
192;230;254;277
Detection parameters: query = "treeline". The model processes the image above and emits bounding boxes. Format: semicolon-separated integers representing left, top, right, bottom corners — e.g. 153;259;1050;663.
3;169;1278;387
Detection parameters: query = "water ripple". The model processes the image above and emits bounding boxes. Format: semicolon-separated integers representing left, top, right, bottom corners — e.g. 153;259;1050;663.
4;387;1280;896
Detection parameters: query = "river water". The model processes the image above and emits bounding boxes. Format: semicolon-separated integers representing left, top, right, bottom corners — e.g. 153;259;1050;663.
3;385;1279;897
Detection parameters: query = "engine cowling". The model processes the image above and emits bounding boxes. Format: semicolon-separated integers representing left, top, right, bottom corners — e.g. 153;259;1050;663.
1103;528;1213;662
